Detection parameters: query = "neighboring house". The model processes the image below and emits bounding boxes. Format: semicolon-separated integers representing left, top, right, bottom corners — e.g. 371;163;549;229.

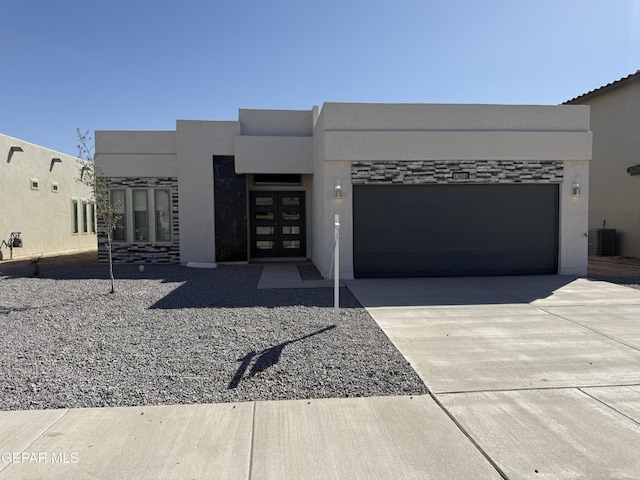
565;70;640;257
0;134;97;261
95;102;591;279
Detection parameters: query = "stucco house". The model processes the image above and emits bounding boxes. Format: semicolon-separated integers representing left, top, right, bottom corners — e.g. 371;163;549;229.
565;70;640;258
0;134;97;261
95;102;591;279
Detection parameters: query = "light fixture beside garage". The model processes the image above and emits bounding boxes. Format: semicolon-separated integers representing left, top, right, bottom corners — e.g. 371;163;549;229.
334;178;342;199
572;178;581;197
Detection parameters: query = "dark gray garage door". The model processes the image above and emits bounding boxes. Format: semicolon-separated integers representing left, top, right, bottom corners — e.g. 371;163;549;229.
353;184;558;278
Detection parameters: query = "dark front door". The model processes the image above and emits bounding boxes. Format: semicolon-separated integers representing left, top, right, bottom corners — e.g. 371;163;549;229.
250;192;306;258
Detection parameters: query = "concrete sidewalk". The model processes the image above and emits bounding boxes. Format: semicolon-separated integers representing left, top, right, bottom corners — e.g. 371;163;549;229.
0;396;499;479
2;275;640;478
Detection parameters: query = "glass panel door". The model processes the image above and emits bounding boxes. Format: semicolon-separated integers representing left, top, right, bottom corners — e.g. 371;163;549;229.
278;193;304;256
250;192;305;258
251;193;278;257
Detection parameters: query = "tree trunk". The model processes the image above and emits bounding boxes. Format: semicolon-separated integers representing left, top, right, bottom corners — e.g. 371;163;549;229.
107;231;115;294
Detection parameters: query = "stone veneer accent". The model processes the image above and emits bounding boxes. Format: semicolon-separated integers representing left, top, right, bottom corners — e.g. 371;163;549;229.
98;177;180;264
351;160;564;184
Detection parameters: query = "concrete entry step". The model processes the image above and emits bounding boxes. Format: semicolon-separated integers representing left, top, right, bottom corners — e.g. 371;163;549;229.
257;262;345;289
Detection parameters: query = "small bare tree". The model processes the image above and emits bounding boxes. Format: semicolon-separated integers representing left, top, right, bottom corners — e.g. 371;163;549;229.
77;129;119;293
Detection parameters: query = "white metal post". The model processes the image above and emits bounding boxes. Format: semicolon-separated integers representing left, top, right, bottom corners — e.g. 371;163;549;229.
334;214;340;325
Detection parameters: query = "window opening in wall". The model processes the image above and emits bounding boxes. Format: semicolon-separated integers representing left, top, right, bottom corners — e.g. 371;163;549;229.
154;190;171;242
254;174;301;186
51;183;59;193
90;202;96;233
108;187;173;243
133;190;149;242
81;200;88;233
31;179;39;190
110;189;126;241
71;199;79;233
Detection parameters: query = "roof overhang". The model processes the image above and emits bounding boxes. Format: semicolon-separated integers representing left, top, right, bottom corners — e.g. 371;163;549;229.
564;70;640;104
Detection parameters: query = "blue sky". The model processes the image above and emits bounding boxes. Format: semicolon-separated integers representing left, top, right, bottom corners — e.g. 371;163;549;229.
2;0;639;156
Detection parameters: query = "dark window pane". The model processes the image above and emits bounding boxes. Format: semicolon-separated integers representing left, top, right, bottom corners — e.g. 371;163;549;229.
72;199;78;233
90;202;96;233
282;211;300;221
282;226;300;235
111;190;126;241
254;174;301;185
256;226;275;235
82;200;88;233
155;190;171;242
256;212;274;221
133;190;149;241
255;197;274;206
282;196;300;206
256;241;275;250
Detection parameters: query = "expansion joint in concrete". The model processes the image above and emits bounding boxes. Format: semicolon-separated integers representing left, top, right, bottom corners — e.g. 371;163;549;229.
428;391;510;480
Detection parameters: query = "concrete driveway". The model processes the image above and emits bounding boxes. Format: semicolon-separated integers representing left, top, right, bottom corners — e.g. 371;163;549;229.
345;275;640;479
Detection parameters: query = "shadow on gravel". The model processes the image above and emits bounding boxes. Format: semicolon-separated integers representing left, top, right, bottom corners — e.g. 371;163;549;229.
0;263;363;309
229;325;336;389
0;263;188;282
149;279;363;309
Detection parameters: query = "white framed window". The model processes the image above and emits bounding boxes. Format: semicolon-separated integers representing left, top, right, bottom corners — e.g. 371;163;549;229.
155;190;171;242
81;200;88;234
71;198;79;233
110;189;127;242
133;190;149;242
110;188;172;243
51;183;59;193
89;201;96;233
30;179;40;190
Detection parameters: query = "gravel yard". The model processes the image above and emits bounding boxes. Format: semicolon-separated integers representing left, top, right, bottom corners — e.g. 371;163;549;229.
587;257;640;289
1;256;639;411
0;263;428;411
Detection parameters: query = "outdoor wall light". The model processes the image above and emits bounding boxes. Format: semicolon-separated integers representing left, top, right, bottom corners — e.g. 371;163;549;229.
572;180;581;197
334;178;342;199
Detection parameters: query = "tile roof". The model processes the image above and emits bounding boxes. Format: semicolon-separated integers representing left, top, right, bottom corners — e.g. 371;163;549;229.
563;70;640;104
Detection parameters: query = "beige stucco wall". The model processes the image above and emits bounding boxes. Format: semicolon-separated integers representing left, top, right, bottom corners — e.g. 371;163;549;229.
323;130;591;162
96;131;177;178
235;108;315;175
558;160;590;275
311;103;592;279
320;103;590;132
0;134;97;261
175;120;240;265
239;108;315;136
569;82;640;257
234;136;313;174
